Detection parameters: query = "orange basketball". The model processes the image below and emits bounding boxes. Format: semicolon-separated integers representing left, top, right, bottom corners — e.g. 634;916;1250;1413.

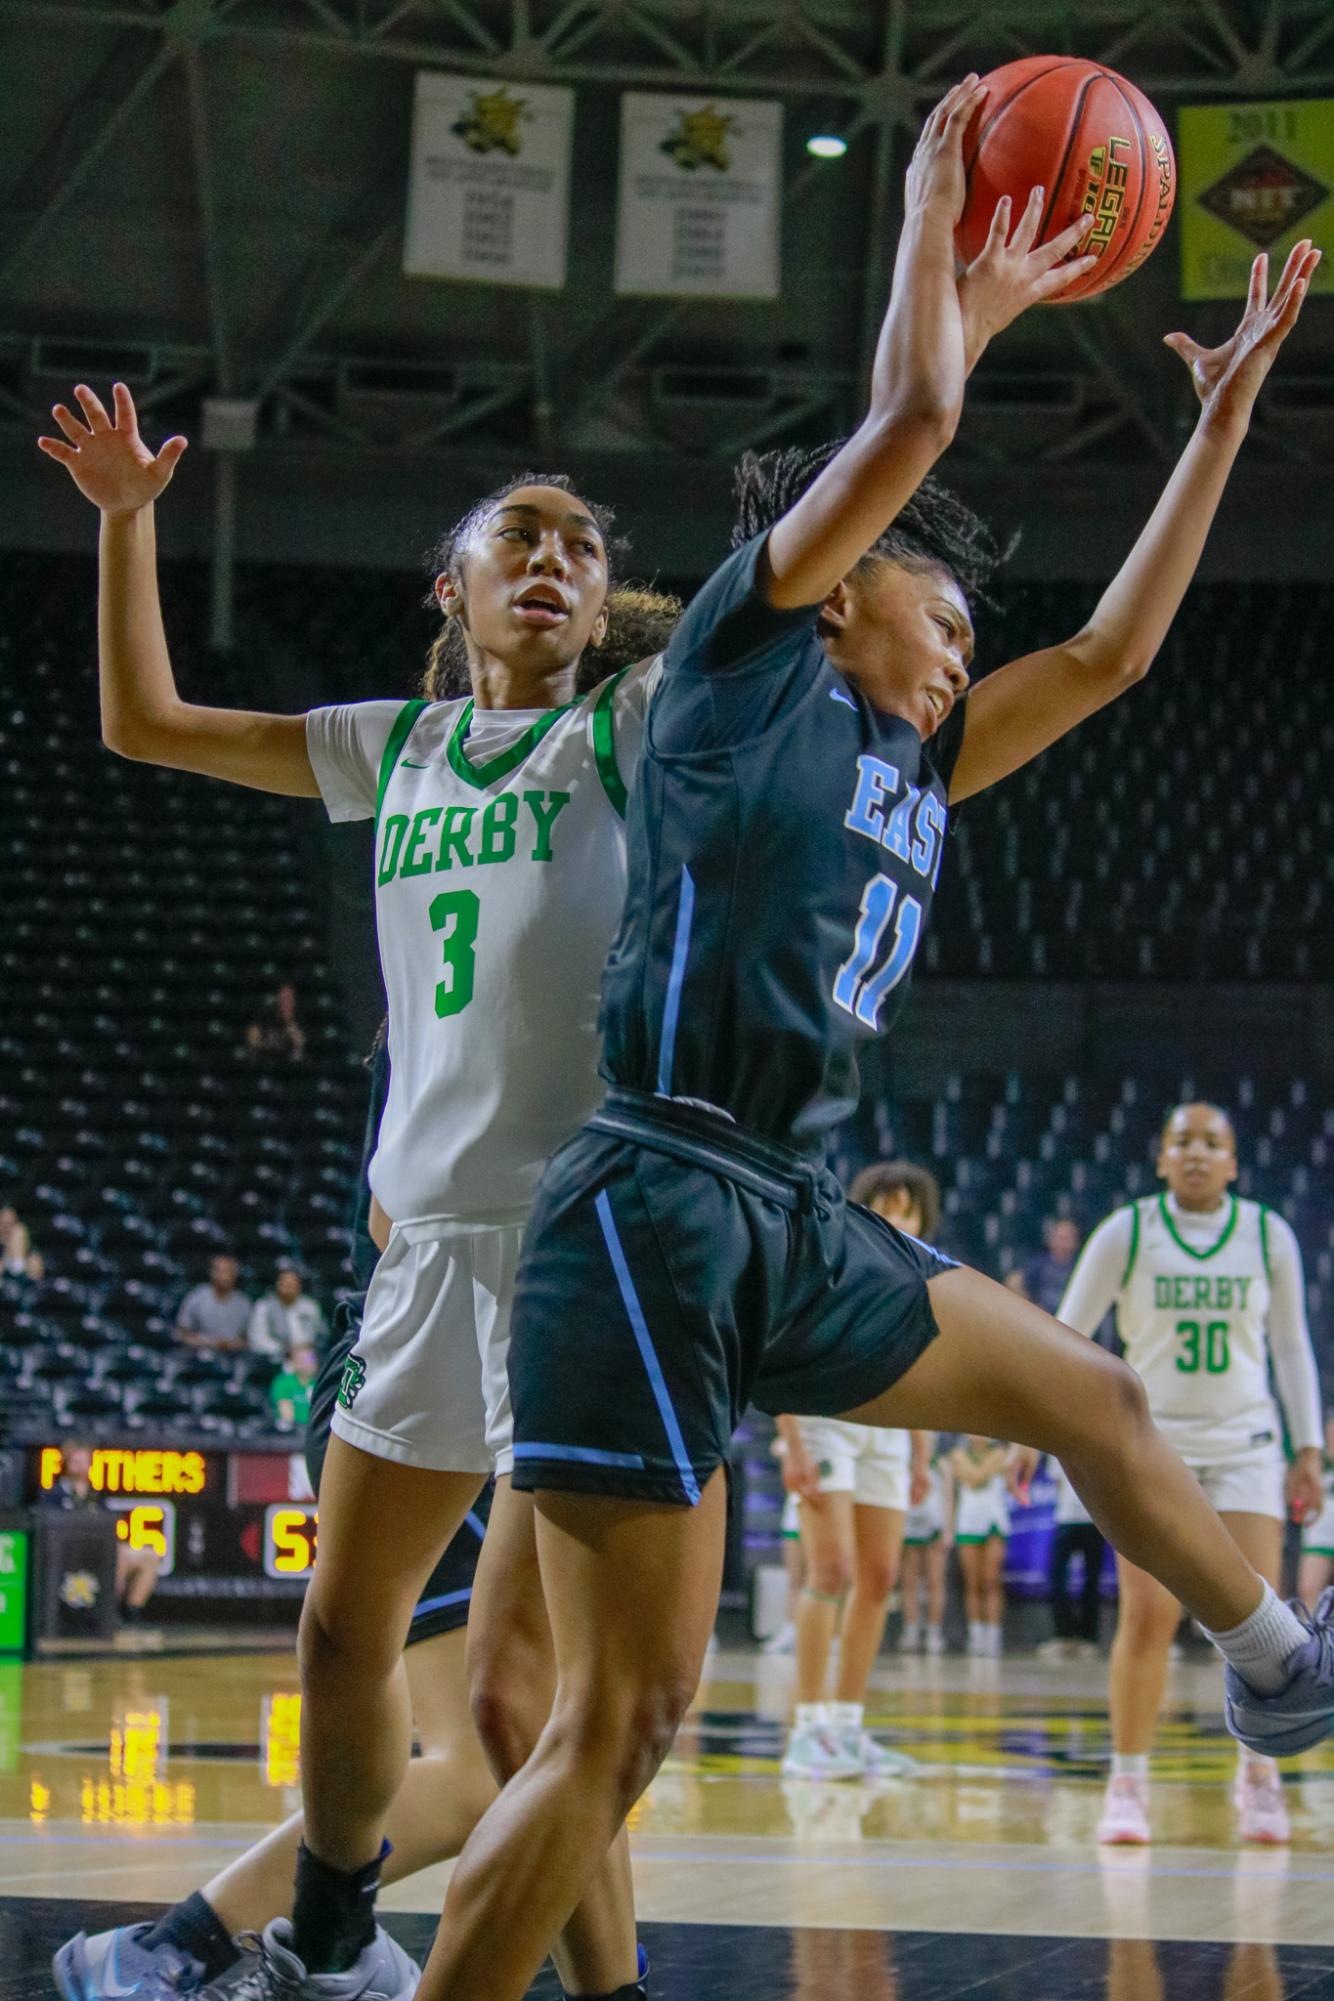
956;57;1176;303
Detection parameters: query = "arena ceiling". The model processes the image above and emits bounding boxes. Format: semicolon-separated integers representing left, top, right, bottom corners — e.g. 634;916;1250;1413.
2;1;1331;588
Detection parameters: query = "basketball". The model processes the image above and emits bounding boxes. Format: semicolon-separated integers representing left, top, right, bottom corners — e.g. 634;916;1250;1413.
956;57;1176;302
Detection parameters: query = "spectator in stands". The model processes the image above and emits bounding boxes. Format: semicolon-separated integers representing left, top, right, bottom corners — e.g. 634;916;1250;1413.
248;1260;327;1358
244;981;307;1065
44;1442;161;1626
0;1209;42;1281
175;1255;251;1353
270;1345;319;1429
1019;1215;1082;1315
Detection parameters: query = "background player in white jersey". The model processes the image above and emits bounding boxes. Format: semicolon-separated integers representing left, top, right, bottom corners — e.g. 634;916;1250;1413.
900;1437;952;1655
1056;1102;1324;1847
949;1437;1015;1655
39;384;674;2001
1298;1412;1334;1608
777;1161;940;1779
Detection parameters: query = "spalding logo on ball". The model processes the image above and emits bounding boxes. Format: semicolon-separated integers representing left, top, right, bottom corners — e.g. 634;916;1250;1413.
957;57;1177;302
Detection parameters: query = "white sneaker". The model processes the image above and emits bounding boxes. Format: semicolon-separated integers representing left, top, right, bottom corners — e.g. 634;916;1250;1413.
1036;1637;1073;1661
228;1920;420;2001
1234;1765;1291;1845
780;1718;863;1780
900;1621;921;1653
924;1626;945;1656
761;1621;796;1656
833;1725;916;1779
1097;1775;1151;1846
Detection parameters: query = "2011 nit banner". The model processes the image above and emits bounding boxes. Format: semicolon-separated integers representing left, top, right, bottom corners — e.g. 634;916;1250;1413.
1179;98;1334;299
404;73;574;289
614;93;783;299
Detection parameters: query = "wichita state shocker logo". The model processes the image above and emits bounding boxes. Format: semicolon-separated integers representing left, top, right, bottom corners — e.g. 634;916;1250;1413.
661;103;736;173
451;86;529;157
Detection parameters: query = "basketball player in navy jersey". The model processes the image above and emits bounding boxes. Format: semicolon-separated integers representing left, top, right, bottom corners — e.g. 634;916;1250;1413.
416;81;1328;2001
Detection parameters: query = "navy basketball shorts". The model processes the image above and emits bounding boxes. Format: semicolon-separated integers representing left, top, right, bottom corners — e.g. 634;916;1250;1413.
308;1298;491;1643
509;1089;956;1507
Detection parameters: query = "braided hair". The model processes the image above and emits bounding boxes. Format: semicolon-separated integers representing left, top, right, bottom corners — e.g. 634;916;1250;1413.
731;442;1005;604
422;473;679;699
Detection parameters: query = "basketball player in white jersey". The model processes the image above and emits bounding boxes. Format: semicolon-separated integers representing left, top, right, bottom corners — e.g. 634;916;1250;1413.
39;381;673;2001
1056;1103;1324;1847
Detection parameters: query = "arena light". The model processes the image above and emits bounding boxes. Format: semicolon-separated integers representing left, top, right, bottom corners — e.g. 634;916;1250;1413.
806;133;848;159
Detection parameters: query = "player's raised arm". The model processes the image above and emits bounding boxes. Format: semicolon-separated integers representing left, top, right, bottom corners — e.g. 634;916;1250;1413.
947;241;1321;804
761;81;979;611
37;383;318;796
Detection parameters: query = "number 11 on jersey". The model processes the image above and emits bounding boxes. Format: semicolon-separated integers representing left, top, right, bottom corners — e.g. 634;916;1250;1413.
833;874;923;1029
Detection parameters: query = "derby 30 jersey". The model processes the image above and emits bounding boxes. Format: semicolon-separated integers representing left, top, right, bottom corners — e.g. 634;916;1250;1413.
1056;1192;1322;1464
307;662;657;1222
600;534;966;1154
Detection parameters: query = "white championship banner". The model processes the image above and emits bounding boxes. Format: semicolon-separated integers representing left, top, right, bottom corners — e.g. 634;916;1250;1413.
614;93;782;299
404;72;573;288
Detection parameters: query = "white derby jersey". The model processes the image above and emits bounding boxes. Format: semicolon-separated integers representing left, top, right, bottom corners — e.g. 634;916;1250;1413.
307;660;659;1223
1065;1194;1288;1463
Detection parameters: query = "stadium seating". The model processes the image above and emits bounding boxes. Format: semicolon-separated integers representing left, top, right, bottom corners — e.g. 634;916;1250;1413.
2;554;1329;1446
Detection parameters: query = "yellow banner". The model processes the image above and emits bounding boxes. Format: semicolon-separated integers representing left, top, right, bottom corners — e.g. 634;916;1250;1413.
1179;99;1334;299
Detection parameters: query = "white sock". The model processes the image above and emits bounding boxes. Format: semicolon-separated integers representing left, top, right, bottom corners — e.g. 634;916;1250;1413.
828;1700;862;1731
794;1702;825;1730
902;1621;920;1649
969;1620;984;1650
1204;1584;1307;1695
1111;1753;1149;1781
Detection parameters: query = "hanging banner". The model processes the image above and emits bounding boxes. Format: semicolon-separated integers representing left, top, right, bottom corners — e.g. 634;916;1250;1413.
404;72;573;289
614;93;782;298
1179;99;1334;300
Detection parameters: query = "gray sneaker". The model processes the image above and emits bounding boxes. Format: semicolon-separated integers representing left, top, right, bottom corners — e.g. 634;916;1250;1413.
53;1922;203;1998
225;1922;419;2001
1224;1587;1334;1758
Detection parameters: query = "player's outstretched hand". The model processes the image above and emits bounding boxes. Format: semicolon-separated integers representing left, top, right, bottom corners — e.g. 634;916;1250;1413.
905;75;986;222
958;191;1097;370
1287;1447;1326;1528
37;382;187;515
1164;240;1321;431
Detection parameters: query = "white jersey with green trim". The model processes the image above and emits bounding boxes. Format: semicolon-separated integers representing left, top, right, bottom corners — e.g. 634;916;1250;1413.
1056;1192;1322;1464
306;659;659;1222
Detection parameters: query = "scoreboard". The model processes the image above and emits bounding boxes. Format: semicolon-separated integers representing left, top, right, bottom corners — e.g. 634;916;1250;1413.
30;1445;320;1613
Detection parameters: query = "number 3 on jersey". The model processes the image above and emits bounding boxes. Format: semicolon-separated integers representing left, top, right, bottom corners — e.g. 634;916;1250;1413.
430;890;480;1017
833;874;923;1029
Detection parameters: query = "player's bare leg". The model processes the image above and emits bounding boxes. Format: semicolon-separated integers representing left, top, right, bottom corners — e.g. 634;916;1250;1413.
298;1438;484;1875
204;1628;496;1933
418;1471;727;2001
835;1504;904;1702
466;1478;640;1995
793;1491;853;1705
1108;1556;1180;1756
845;1269;1265;1633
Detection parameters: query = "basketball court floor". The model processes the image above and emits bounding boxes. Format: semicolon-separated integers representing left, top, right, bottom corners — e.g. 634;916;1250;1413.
4;1643;1333;1997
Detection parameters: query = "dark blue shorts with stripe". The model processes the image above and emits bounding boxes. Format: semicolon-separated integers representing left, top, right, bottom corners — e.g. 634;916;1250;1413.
509;1089;954;1507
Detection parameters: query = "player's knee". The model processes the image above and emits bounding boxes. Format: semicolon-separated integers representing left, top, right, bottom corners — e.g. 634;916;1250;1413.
469;1673;538;1782
806;1548;854;1599
855;1553;899;1601
298;1594;397;1690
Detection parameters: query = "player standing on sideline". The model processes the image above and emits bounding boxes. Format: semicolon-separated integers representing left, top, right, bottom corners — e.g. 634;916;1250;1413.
949;1436;1015;1655
1299;1412;1334;1608
1056;1103;1325;1847
415;73;1328;2001
38;391;677;2001
778;1161;940;1777
900;1437;953;1655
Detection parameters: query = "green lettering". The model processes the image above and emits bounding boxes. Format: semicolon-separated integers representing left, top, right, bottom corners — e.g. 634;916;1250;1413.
436;805;477;871
479;792;519;864
378;814;409;886
524;789;571;863
402;807;443;877
1216;1278;1232;1311
1154;1276;1171;1309
1194;1277;1211;1309
1236;1276;1251;1310
1173;1277;1192;1309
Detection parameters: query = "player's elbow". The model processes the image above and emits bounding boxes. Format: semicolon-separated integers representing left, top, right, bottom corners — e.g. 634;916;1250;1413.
869;392;961;460
1069;630;1155;689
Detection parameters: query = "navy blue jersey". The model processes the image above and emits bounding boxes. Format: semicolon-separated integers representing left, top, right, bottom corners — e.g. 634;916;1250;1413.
600;533;967;1154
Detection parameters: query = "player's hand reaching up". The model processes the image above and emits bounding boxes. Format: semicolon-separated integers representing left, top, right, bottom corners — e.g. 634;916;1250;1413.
958;191;1097;371
1164;240;1321;433
38;382;187;516
905;75;986;221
